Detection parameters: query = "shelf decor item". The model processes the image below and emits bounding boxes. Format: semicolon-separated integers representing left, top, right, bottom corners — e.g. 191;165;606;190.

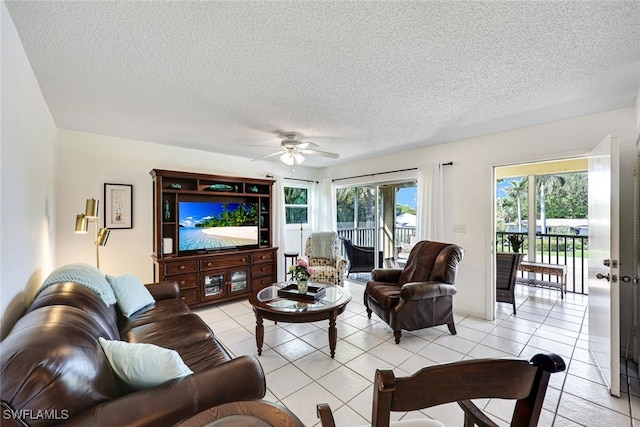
208;183;234;192
162;237;173;255
104;183;133;229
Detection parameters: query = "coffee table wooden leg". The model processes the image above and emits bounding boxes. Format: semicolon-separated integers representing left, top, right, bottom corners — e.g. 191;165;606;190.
329;310;337;358
256;314;264;356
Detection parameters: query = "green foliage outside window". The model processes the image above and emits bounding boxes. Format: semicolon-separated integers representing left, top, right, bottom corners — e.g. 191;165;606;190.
336;187;376;229
285;187;308;224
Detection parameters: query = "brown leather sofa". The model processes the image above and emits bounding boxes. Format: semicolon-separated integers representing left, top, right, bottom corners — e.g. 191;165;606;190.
364;240;464;344
1;280;266;426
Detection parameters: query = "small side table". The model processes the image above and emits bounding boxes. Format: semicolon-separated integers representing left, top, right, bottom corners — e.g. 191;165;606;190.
284;252;299;271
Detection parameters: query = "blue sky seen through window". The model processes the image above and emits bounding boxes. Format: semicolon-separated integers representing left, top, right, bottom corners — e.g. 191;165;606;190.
397;187;416;208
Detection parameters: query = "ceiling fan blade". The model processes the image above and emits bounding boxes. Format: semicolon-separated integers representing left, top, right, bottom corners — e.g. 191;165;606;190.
300;148;340;159
297;141;319;149
252;151;283;161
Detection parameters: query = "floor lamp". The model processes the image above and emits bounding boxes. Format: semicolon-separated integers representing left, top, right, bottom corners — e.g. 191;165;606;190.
75;198;110;268
300;221;304;256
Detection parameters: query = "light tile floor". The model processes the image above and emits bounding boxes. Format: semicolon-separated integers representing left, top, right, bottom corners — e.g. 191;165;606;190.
194;277;640;426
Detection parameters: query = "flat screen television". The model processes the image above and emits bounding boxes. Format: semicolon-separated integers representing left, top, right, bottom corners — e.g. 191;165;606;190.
178;201;259;253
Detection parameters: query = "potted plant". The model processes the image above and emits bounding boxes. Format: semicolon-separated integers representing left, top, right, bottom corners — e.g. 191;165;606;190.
506;233;524;253
289;259;314;294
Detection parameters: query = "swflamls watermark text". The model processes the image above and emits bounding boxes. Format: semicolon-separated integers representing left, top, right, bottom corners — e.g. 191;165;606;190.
3;409;70;421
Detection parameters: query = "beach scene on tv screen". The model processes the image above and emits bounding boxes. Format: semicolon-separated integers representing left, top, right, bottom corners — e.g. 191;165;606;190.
179;202;258;250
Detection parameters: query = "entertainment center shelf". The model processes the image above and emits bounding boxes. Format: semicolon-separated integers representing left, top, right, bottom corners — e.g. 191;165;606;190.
151;169;276;308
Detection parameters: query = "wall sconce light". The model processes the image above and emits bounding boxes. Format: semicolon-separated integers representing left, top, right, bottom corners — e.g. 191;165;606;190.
74;198;110;268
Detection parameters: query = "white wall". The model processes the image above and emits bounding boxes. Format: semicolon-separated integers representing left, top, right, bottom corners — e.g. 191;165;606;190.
56;130;303;282
322;108;638;321
0;2;57;333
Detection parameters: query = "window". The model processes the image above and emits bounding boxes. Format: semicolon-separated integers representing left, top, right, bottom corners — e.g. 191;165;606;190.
284;186;309;224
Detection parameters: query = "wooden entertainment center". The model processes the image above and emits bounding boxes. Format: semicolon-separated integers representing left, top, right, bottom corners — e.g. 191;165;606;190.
151;169;277;308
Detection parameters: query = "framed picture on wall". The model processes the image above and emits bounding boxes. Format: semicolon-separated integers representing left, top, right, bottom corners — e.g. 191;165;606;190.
104;183;132;229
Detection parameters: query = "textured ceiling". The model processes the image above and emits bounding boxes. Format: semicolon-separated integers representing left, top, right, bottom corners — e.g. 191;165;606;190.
6;1;640;167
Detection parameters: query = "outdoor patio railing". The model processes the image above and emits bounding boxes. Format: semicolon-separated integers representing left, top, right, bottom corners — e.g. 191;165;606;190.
337;226;414;250
337;227;589;294
497;231;588;294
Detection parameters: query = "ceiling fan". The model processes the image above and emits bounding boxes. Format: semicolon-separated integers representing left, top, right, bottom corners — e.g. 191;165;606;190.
251;133;339;166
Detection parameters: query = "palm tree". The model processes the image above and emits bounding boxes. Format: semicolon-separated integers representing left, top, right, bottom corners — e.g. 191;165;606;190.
506;178;528;232
536;175;566;234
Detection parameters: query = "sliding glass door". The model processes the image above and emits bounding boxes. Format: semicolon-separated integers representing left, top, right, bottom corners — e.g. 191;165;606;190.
336;181;416;268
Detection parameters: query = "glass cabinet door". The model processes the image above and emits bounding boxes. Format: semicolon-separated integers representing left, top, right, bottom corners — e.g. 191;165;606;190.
203;273;224;297
230;270;248;293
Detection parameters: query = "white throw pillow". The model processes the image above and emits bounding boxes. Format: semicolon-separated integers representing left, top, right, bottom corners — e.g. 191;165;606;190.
98;337;193;390
106;273;155;317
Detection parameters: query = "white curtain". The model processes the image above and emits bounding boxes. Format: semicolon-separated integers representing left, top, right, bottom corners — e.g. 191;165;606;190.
313;179;337;231
272;175;287;281
417;163;444;241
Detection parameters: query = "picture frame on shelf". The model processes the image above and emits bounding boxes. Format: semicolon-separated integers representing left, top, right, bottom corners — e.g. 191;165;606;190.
104;183;133;229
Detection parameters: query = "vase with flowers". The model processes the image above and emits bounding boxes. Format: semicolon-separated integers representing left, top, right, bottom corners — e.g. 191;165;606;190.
289;259;314;294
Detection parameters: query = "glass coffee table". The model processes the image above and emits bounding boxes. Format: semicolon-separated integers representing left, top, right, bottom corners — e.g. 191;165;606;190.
249;282;351;358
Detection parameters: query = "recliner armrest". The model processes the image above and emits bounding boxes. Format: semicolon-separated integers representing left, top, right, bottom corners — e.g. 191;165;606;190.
400;282;457;300
371;268;403;283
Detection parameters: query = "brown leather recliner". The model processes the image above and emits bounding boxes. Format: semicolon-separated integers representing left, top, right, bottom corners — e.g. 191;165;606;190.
364;240;464;344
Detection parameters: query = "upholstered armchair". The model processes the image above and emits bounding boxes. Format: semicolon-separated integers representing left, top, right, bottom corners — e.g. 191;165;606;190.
364;240;464;343
305;232;348;286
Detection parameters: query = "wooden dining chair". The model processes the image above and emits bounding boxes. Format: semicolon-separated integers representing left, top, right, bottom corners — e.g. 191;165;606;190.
316;352;565;427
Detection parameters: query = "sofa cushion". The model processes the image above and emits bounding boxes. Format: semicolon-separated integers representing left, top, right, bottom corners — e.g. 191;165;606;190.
106;273;156;318
118;298;191;333
27;282;120;339
310;265;342;285
175;338;233;373
122;314;214;349
99;337;193;390
365;281;402;308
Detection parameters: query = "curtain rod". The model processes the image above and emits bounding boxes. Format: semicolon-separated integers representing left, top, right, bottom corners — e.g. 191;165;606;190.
266;175;318;184
282;176;319;184
332;163;452;183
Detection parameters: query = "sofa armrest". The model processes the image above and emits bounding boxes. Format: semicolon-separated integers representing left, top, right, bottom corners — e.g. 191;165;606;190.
64;355;266;426
371;268;403;283
400;282;457;300
144;281;180;300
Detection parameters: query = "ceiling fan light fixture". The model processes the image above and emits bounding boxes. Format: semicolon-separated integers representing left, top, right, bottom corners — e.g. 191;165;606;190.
280;151;305;166
280;152;295;166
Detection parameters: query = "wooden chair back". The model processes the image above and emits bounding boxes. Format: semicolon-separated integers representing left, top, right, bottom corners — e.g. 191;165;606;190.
372;353;565;427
